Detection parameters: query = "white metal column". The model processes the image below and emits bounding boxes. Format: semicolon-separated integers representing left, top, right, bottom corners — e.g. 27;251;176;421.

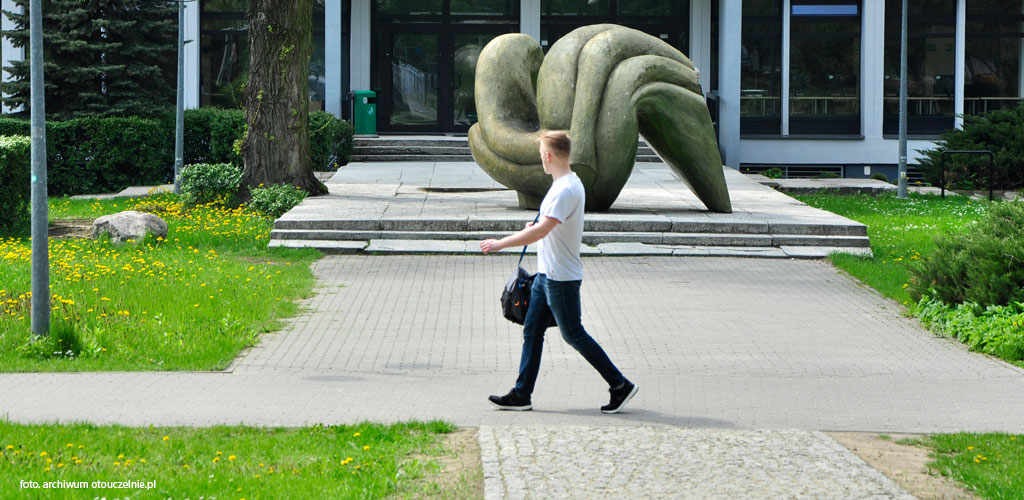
350;0;371;92
326;0;343;117
781;0;790;135
954;0;965;129
719;0;742;168
689;0;712;96
521;0;540;42
184;0;199;109
860;0;884;138
1;0;23;114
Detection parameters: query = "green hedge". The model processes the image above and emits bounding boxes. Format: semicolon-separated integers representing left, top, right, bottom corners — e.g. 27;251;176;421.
0;117;170;196
917;105;1024;190
0;108;354;196
908;201;1024;308
0;135;31;231
164;108;354;171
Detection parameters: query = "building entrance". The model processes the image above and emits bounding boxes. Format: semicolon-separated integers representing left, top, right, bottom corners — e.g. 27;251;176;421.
377;25;511;133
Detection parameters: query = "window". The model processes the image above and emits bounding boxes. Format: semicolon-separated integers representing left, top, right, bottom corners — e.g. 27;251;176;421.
540;0;688;55
741;0;783;135
789;0;860;135
964;0;1024;116
199;0;331;109
883;0;955;136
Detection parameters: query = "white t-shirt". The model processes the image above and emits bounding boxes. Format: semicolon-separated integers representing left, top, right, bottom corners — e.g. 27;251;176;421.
537;172;585;281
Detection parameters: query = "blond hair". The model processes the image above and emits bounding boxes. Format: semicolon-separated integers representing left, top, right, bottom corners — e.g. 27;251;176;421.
539;130;571;159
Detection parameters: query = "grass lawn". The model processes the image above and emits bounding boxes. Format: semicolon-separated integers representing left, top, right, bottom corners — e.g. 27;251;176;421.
792;191;991;306
908;433;1024;500
0;419;473;500
796;191;1023;497
0;194;321;372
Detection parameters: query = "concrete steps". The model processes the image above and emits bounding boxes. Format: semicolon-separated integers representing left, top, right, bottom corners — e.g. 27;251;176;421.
351;136;660;162
268;216;870;258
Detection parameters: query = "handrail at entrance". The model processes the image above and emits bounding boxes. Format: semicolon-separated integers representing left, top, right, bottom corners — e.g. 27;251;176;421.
940;149;995;201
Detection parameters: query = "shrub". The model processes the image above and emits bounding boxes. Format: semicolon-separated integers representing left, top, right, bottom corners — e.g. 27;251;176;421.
309;111;354;170
908;201;1024;307
916;295;1024;362
0;117;173;196
917;105;1024;190
248;184;308;218
47;117;174;196
870;173;889;183
814;171;841;179
763;167;783;179
160;108;247;167
0;110;353;197
0;135;31;231
180;163;242;207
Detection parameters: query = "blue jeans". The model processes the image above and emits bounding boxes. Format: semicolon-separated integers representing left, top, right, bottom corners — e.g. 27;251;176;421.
513;274;626;397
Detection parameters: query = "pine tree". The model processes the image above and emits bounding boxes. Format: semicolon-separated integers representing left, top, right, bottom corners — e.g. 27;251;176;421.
1;0;176;119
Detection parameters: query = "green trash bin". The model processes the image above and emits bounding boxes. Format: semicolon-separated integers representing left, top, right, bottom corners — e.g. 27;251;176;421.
352;90;376;135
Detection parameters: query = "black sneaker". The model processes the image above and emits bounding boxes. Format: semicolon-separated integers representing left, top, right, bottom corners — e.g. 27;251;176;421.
601;380;638;414
488;389;532;411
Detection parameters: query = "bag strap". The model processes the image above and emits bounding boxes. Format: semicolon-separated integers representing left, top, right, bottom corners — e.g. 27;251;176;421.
517;212;541;267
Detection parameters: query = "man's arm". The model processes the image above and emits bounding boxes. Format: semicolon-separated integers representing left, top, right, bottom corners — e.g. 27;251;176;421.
480;216;560;254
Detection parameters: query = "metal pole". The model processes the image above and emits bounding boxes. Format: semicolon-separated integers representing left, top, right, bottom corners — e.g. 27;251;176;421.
174;0;184;194
897;0;909;199
29;0;48;337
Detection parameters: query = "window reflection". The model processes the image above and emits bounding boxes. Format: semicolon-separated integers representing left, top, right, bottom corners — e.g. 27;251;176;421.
741;0;782;135
789;0;860;135
965;0;1024;116
199;0;328;109
540;0;688;56
883;0;955;136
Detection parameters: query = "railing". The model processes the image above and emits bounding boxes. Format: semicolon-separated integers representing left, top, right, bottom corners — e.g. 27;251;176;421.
941;149;994;201
964;97;1024;115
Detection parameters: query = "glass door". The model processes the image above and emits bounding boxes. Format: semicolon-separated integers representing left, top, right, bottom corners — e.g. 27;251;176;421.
380;26;508;133
384;31;441;130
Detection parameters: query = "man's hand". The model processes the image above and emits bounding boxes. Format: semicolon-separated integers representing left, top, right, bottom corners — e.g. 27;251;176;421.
480;217;558;255
480;239;503;254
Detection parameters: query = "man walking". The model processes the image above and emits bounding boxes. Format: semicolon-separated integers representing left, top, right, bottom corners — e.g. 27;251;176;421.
480;131;638;414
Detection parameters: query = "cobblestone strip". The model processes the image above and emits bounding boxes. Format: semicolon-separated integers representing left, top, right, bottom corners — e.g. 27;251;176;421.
478;426;917;500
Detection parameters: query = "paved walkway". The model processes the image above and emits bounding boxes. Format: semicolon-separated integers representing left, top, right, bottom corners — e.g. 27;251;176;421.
17;167;1024;498
479;426;915;500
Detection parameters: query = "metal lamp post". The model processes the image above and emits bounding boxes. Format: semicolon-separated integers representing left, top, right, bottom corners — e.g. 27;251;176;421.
897;0;909;199
29;0;48;337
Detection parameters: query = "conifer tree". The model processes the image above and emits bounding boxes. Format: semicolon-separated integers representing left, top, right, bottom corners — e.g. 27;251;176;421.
1;0;176;119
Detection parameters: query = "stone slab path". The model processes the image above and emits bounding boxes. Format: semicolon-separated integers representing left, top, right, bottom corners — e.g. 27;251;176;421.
3;256;1023;498
479;426;916;500
2;256;1021;432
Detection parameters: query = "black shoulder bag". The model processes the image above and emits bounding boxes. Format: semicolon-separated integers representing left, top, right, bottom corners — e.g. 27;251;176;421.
500;213;556;328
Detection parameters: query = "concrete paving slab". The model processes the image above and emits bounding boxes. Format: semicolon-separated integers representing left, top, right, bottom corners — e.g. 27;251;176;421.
4;256;1022;432
781;246;874;259
480;426;916;500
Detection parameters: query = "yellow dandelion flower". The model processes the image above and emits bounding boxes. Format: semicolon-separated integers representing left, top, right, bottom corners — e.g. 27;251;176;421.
363;445;370;451
229;455;236;461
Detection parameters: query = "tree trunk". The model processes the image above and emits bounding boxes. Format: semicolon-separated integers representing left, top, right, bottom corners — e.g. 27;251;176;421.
239;0;326;200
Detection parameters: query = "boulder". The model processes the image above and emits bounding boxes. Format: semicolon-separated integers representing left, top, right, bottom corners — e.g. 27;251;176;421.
91;210;168;244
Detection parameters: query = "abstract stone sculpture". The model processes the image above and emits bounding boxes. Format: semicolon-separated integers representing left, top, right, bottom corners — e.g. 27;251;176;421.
469;24;732;213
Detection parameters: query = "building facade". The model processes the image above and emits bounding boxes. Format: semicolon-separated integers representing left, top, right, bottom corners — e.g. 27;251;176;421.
3;0;1023;178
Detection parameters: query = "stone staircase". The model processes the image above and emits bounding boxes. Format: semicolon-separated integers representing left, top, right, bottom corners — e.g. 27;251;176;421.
269;215;871;258
351;136;662;163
